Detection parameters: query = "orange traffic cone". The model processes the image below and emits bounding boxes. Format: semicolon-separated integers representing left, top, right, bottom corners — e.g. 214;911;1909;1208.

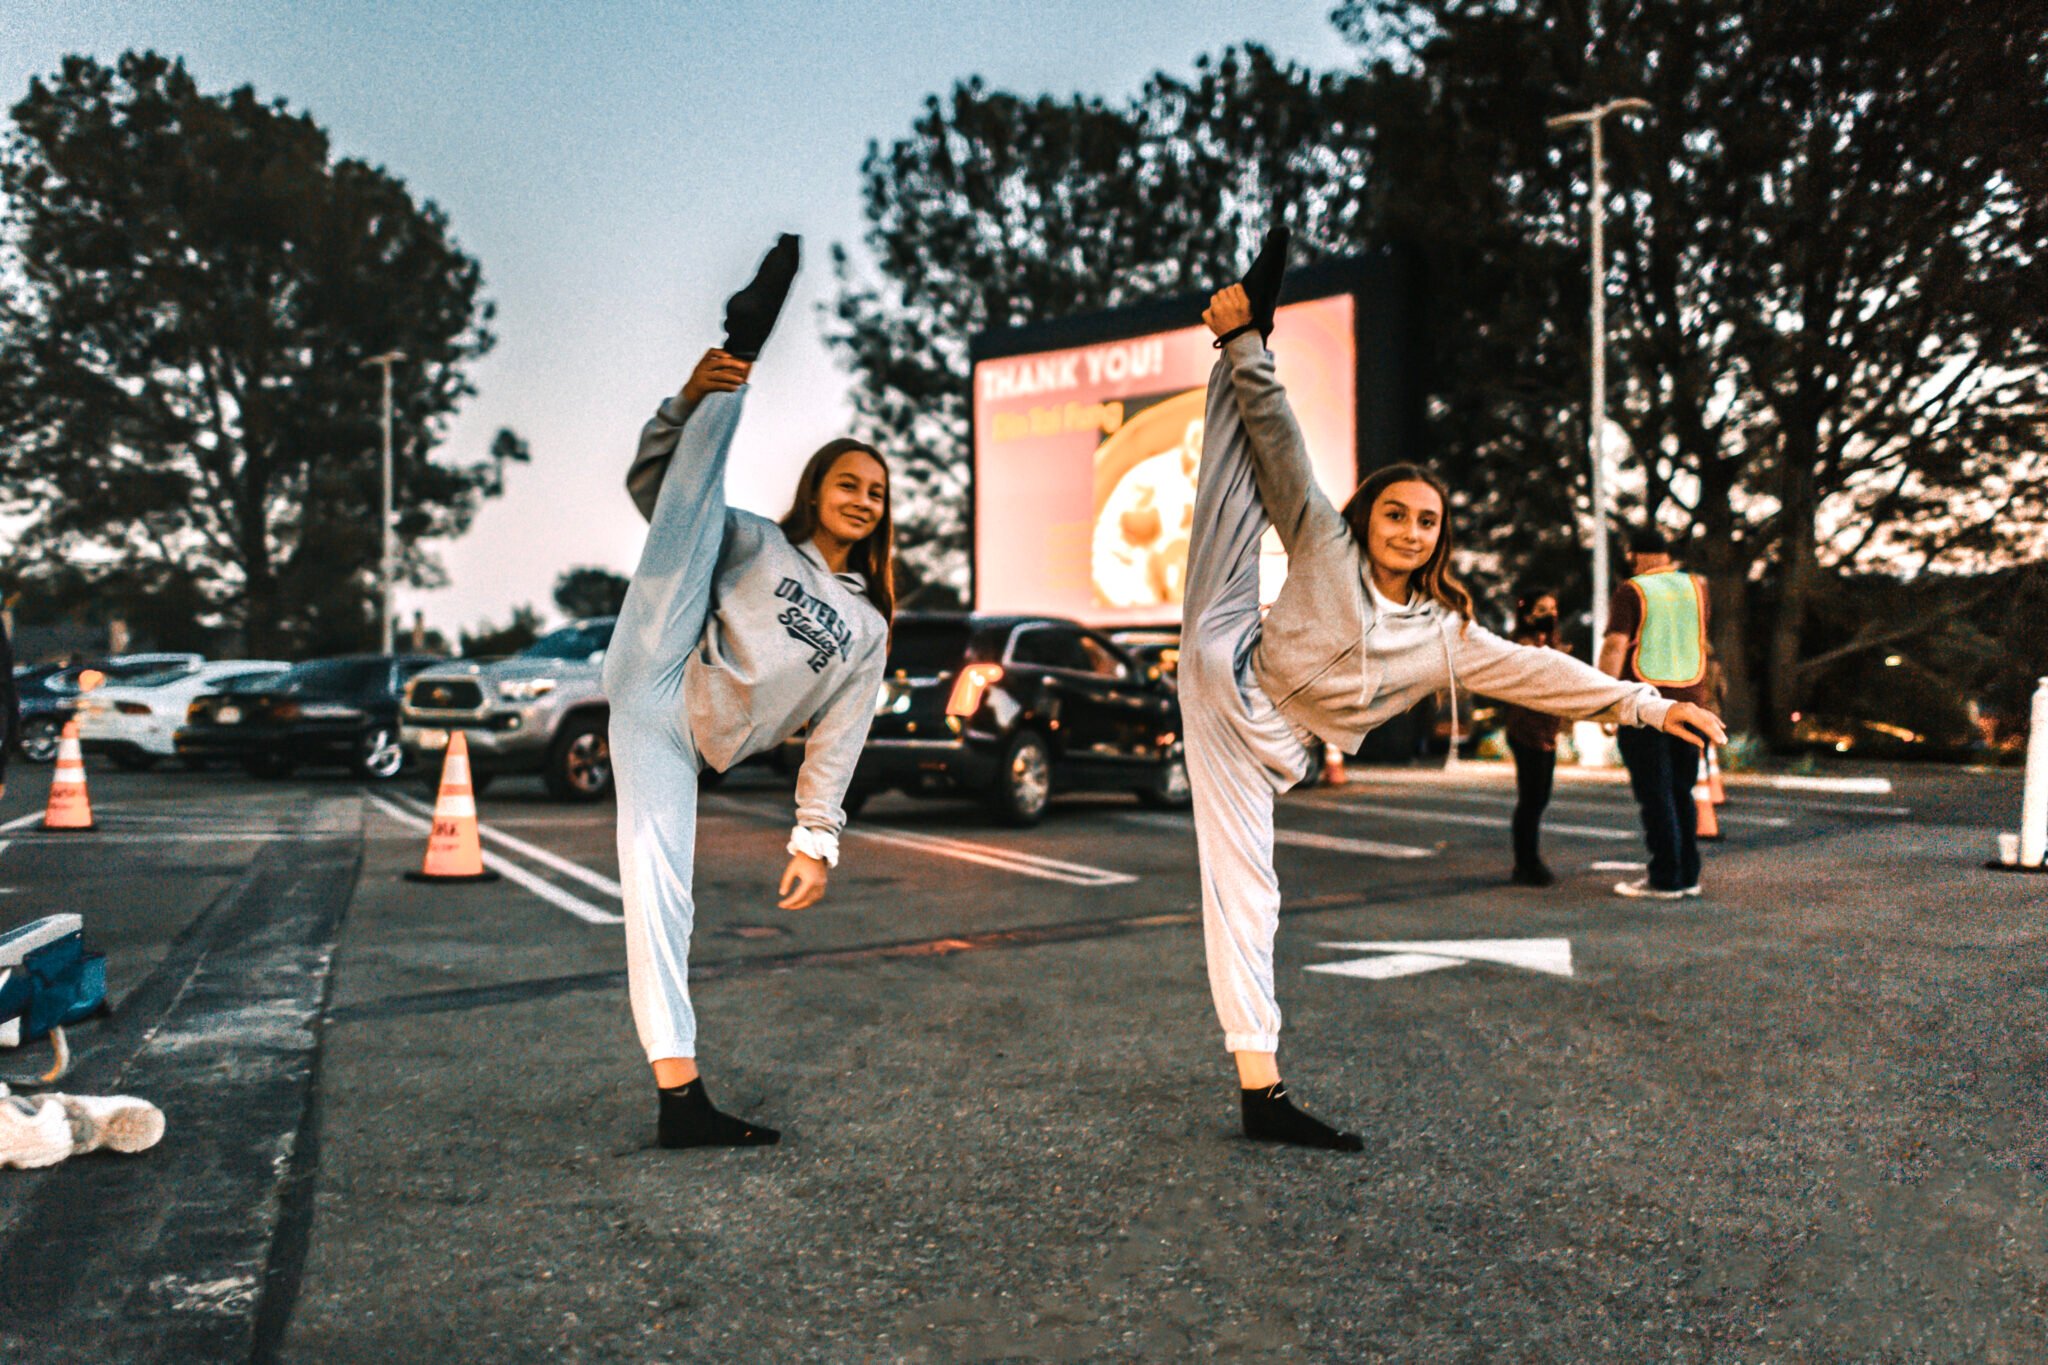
1706;744;1727;805
1693;752;1721;841
404;732;499;883
43;721;94;832
1322;744;1349;787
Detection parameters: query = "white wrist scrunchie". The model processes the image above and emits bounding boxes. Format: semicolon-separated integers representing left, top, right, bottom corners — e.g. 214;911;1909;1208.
787;824;840;869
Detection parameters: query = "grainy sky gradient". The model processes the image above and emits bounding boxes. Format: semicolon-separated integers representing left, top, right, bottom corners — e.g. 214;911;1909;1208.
2;1;1356;638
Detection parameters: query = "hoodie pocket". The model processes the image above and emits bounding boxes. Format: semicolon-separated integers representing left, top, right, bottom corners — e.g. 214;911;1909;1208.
1270;641;1362;712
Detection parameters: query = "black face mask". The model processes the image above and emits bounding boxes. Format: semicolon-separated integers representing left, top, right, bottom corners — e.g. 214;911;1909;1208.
1527;613;1557;629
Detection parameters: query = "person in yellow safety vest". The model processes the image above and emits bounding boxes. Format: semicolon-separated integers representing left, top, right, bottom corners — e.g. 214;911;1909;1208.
1598;527;1712;899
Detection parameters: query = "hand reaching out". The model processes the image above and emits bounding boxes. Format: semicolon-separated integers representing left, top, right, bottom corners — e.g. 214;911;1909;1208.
1661;701;1728;750
1203;284;1253;338
777;852;827;910
683;348;752;405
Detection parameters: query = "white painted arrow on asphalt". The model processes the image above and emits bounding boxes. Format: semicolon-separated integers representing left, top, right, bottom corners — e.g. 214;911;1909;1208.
1307;938;1573;980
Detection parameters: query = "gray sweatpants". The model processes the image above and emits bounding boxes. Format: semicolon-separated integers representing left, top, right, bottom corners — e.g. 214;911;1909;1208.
1179;351;1317;1055
604;386;747;1062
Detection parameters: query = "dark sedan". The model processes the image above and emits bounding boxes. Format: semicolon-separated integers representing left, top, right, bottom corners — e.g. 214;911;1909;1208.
843;612;1188;826
176;654;441;780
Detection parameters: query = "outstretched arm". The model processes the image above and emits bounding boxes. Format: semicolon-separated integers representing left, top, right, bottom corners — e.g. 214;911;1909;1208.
624;349;752;522
1457;623;1727;748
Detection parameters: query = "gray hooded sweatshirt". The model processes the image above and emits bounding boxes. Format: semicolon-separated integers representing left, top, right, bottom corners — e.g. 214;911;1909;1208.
1219;333;1675;752
626;398;888;840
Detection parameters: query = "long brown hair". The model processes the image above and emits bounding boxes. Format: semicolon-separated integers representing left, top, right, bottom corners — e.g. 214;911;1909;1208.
1339;463;1476;631
778;438;896;626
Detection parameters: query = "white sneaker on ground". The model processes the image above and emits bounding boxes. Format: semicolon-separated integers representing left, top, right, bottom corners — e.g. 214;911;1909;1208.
57;1093;165;1155
0;1083;76;1170
1679;884;1703;897
1614;879;1688;900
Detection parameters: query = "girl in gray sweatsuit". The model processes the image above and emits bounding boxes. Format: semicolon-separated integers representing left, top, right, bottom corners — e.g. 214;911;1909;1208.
606;249;892;1147
1186;273;1725;1150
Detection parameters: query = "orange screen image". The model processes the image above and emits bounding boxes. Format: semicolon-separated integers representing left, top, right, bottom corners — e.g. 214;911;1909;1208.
971;293;1358;626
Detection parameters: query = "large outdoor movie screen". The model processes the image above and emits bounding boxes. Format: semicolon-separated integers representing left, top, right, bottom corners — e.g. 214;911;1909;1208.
971;294;1359;626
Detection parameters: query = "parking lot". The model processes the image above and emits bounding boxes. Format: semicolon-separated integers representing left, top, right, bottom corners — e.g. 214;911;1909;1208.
0;755;2042;1362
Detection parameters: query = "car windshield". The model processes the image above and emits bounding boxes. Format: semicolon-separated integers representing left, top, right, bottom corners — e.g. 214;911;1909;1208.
48;658;196;693
274;659;387;697
521;622;612;660
887;622;975;674
119;664;204;687
215;670;290;694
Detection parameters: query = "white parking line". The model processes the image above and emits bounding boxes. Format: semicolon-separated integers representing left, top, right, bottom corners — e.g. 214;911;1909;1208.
365;793;622;925
0;813;45;833
702;794;1138;887
846;825;1138;886
1121;811;1435;860
1759;775;1893;794
1324;799;1637;841
388;792;624;899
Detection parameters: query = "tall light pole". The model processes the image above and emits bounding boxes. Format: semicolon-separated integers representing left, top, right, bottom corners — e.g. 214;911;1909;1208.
362;351;406;653
1546;97;1649;651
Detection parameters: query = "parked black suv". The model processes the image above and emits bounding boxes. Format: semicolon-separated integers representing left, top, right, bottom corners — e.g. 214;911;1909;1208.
176;654;441;780
846;612;1188;825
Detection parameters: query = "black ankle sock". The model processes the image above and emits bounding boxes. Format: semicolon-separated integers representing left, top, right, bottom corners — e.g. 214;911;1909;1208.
1241;1083;1362;1152
721;234;800;361
1240;223;1291;339
657;1079;780;1149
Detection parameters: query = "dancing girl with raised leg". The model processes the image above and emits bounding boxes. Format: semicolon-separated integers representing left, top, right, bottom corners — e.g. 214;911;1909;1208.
1181;228;1726;1150
606;236;895;1148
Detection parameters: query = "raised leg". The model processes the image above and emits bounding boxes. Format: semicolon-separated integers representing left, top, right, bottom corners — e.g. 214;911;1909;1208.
604;387;746;719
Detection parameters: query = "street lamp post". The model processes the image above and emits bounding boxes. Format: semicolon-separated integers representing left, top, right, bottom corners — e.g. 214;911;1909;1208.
1546;98;1650;651
362;351;407;654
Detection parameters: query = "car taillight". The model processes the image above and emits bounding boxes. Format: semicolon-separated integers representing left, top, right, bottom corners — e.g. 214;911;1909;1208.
946;663;1004;717
116;701;151;716
271;701;302;721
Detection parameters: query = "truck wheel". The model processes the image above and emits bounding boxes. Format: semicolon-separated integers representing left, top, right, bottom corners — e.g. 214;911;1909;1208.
986;729;1052;827
544;716;612;802
1135;750;1191;809
353;726;406;781
18;715;61;764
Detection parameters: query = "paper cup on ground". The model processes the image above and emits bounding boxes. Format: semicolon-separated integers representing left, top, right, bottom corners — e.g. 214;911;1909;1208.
1997;832;2020;866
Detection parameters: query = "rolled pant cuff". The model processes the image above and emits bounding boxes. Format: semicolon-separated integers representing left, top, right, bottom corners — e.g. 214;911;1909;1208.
644;1045;696;1065
1224;1032;1280;1054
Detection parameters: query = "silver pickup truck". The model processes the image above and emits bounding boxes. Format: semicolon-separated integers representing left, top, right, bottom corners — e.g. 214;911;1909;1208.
399;618;615;801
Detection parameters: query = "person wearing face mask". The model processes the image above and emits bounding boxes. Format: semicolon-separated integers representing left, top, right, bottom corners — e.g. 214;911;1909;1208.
1498;589;1567;886
1182;228;1727;1151
606;236;895;1149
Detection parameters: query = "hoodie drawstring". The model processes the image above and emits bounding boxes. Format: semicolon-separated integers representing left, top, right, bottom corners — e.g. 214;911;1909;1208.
1440;618;1461;766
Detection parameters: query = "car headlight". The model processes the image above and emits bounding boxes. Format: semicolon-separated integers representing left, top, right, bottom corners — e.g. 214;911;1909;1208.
498;678;557;701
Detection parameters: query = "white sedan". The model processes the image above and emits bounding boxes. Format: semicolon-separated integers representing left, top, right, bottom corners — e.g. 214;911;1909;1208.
76;659;291;771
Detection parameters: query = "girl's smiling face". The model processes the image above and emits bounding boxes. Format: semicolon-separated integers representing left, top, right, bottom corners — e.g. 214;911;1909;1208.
1364;479;1443;582
814;449;888;547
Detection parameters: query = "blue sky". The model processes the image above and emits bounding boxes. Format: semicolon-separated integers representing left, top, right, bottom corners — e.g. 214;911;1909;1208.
2;1;1359;636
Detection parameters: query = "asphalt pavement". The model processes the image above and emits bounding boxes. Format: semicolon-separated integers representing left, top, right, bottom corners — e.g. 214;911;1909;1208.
0;754;2041;1363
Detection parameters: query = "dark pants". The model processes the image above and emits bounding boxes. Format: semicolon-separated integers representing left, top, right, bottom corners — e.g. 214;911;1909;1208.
1617;728;1703;891
1507;738;1555;869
